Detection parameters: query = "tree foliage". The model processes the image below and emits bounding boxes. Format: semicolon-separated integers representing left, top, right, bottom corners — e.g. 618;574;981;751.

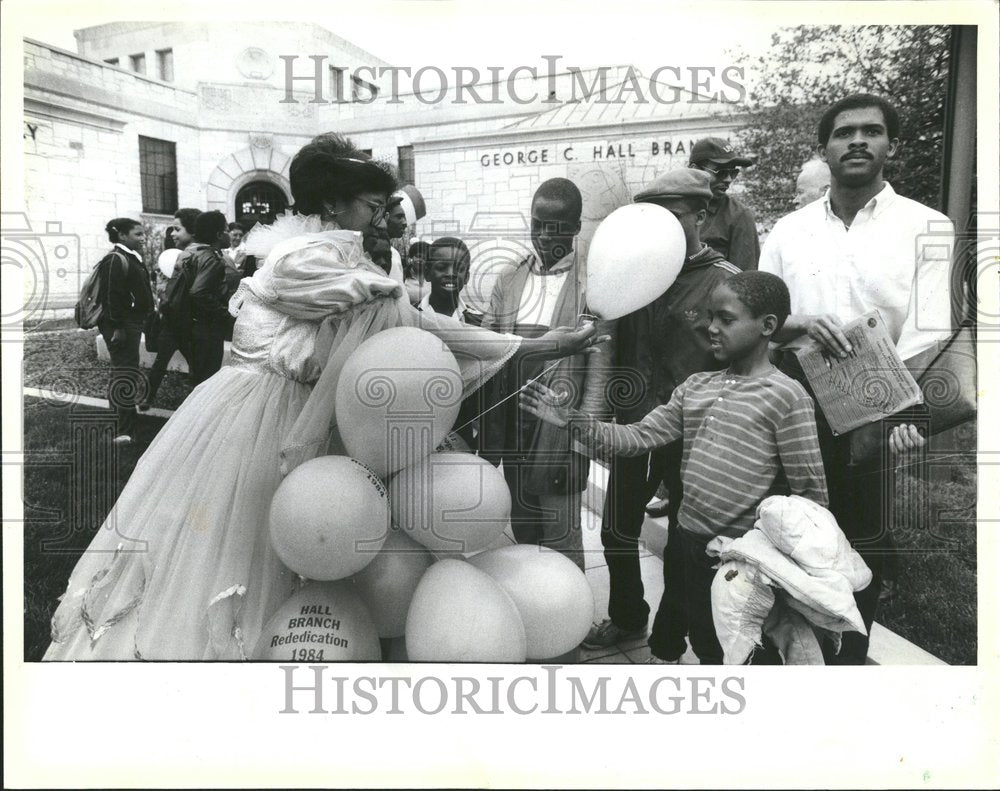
730;26;951;228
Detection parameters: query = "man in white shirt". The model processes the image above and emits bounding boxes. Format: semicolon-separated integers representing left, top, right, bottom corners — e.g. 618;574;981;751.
760;93;954;663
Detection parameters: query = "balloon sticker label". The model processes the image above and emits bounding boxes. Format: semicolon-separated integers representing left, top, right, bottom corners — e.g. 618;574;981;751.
269;604;352;660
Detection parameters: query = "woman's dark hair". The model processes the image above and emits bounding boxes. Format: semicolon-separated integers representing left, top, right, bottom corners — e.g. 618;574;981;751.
163;226;176;250
105;217;142;243
174;208;202;234
289;133;398;216
194;210;229;244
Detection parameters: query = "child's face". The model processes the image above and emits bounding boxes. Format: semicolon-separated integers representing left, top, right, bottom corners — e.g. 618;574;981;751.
427;248;470;297
706;283;769;362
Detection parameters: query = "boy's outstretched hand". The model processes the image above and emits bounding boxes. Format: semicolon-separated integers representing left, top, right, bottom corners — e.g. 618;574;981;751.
520;380;574;428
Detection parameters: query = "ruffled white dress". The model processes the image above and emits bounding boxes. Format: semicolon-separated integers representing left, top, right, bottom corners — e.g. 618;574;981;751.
44;215;520;660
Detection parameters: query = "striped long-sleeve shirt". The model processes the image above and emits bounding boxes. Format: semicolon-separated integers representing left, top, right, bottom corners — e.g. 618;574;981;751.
572;368;828;540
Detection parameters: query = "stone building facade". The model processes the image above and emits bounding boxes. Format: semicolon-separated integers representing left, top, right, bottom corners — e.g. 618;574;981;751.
20;21;737;318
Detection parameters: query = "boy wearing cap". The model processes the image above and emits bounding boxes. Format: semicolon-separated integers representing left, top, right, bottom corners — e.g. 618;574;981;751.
689;137;760;272
584;168;741;659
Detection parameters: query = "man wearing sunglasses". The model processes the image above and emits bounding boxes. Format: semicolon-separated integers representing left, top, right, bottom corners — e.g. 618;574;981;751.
689;137;760;272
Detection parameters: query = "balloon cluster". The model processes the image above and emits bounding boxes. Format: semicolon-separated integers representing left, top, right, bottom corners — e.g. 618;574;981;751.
256;326;594;662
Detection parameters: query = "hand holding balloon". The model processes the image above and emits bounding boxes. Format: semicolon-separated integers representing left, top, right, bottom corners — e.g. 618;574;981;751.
520;380;576;428
520;321;611;360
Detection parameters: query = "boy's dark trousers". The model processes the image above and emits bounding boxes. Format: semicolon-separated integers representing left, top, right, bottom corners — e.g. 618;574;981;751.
600;449;670;632
98;321;145;437
145;320;191;402
674;527;724;664
646;441;689;661
189;321;226;385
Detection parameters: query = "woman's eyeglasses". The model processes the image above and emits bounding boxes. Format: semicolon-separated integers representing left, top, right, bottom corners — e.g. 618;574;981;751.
356;197;388;226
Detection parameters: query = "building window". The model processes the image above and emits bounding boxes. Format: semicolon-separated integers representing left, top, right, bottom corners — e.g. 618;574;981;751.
398;146;415;186
351;75;378;102
130;53;146;74
330;66;345;102
156;49;174;82
104;57;119;67
138;136;178;214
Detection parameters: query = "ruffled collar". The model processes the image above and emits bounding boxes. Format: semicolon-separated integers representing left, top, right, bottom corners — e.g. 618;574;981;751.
243;213;346;260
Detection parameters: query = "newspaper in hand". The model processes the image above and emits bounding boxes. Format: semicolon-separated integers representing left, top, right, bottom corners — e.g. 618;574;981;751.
795;311;923;435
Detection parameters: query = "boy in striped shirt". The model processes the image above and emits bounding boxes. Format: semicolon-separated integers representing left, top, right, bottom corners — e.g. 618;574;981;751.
521;271;829;664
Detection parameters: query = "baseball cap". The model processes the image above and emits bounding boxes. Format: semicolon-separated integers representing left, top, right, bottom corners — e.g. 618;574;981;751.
689;137;755;167
634;168;714;204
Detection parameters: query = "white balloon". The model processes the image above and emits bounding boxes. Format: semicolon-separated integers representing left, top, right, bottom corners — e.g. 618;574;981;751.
351;527;434;638
468;544;595;659
253;581;381;661
335;326;464;479
269;455;389;581
390;451;511;555
585;203;686;320
405;559;526;662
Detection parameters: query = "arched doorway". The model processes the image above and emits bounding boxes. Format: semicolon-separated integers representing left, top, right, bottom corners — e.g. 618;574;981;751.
235;180;288;226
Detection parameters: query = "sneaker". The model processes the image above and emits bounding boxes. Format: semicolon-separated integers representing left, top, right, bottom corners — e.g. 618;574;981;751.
647;656;680;665
581;619;646;650
644;497;671;518
112;434;132;444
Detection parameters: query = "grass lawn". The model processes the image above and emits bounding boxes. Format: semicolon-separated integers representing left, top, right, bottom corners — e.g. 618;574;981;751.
23;327;192;411
22;396;170;660
20;391;979;664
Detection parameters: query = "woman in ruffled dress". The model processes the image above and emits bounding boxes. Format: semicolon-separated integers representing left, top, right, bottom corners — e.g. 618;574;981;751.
45;133;602;661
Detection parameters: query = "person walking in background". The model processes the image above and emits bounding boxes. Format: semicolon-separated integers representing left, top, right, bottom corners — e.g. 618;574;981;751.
225;221;248;273
140;208;200;410
185;210;233;385
97;217;154;443
689;137;760;271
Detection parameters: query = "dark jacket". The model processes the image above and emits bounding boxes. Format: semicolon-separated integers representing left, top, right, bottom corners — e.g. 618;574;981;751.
185;245;232;329
701;194;760;272
98;245;154;329
613;245;739;423
480;254;615;496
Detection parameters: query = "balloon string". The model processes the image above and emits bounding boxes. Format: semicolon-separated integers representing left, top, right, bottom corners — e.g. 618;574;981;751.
451;358;564;434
